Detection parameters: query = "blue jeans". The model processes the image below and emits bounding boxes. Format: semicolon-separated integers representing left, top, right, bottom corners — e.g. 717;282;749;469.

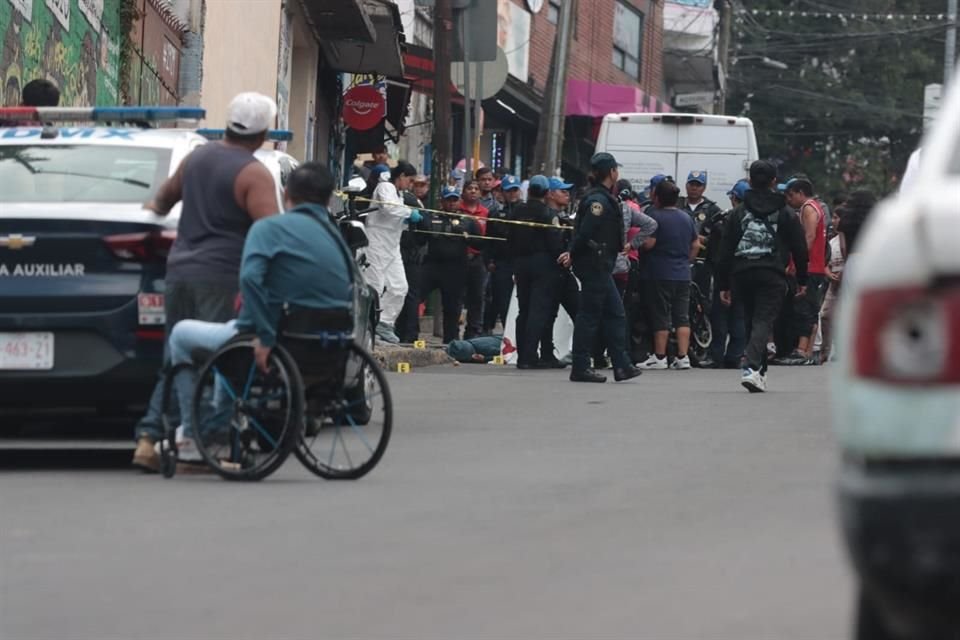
168;320;239;439
134;280;237;441
709;289;746;365
571;267;631;372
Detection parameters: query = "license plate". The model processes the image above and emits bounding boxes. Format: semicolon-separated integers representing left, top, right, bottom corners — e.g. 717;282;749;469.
138;293;165;325
0;332;54;370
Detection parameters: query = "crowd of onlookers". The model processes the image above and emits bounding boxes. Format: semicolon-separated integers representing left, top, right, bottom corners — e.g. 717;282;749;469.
355;154;878;373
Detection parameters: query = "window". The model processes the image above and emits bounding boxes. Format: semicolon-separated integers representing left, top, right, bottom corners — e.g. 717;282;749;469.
0;144;171;203
547;0;560;24
547;0;577;38
613;1;643;80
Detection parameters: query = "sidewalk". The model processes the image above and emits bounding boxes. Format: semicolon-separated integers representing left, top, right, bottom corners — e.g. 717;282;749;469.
372;315;453;370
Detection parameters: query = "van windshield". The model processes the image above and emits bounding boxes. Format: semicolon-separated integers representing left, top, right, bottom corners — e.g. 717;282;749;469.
0;145;171;203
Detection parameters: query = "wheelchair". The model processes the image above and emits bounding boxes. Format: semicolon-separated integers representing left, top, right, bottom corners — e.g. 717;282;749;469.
158;306;392;482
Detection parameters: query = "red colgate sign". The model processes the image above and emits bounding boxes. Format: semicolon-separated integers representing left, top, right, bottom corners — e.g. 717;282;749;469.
342;85;385;131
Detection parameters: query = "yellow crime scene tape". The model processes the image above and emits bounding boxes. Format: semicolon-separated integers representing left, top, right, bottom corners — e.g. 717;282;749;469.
335;192;565;230
413;229;504;242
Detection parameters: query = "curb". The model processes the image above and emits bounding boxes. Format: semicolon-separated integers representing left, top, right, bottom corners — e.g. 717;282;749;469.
374;344;454;371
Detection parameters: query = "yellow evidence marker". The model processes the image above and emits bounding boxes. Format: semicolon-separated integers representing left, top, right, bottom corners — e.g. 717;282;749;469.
397;362;411;373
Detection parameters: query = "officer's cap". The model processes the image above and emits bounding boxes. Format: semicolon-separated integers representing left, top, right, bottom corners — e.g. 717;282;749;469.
590;152;621;171
727;179;749;201
686;170;707;185
441;185;461;200
500;175;521;191
528;175;550;197
548;177;573;191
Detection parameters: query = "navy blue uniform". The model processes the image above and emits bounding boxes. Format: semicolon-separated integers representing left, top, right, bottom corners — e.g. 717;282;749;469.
569;186;632;373
484;199;517;333
419;214;482;344
507;200;564;367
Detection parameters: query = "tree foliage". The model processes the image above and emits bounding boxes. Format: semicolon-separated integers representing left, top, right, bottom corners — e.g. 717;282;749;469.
727;0;954;196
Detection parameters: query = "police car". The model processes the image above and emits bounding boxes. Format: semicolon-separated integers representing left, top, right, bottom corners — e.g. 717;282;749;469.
833;67;960;638
0;107;299;417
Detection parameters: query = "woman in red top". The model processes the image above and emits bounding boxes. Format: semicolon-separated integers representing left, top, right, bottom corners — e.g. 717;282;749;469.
459;179;488;339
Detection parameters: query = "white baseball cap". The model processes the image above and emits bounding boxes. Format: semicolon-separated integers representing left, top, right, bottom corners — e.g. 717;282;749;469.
226;92;277;135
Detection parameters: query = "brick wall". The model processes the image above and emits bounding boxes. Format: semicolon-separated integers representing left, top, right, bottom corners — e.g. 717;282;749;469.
524;0;664;100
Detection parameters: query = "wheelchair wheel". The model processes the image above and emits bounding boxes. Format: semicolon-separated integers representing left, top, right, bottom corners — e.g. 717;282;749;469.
191;337;302;481
295;342;392;480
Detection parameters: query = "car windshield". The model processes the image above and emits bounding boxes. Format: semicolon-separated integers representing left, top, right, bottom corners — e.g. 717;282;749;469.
0;144;171;203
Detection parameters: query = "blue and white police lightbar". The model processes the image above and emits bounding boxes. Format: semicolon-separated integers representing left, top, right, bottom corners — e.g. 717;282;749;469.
195;128;294;142
0;106;206;122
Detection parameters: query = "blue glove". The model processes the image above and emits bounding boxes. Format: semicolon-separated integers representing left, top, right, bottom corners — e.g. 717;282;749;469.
407;209;423;223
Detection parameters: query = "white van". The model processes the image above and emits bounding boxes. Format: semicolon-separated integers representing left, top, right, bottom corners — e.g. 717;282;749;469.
594;113;759;204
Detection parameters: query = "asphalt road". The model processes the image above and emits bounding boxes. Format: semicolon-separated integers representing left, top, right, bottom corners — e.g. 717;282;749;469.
0;365;851;640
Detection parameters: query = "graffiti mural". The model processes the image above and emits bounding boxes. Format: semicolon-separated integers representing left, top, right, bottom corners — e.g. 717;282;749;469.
1;0;121;107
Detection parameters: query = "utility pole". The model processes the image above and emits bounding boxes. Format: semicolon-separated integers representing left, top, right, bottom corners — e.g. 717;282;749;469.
947;0;958;86
715;0;732;114
534;0;576;175
461;8;472;178
432;0;453;206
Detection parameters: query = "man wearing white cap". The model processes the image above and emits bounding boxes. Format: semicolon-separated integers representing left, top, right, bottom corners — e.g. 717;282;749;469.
132;92;282;472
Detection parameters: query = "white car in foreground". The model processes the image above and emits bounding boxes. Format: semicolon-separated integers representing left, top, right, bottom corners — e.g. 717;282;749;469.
833;70;960;638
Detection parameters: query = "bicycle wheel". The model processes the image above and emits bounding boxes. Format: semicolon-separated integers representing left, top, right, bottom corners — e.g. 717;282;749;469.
191;337;302;481
295;343;392;480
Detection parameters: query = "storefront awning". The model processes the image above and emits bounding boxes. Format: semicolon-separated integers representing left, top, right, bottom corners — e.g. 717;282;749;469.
385;79;411;136
300;0;375;43
321;0;406;77
565;79;670;117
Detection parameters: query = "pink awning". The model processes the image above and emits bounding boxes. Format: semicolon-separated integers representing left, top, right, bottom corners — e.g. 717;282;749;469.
565;78;671;117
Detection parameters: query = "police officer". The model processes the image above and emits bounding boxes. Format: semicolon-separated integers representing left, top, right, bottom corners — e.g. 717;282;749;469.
418;186;482;344
565;153;642;383
484;175;523;334
395;180;432;343
538;176;579;369
508;175;565;369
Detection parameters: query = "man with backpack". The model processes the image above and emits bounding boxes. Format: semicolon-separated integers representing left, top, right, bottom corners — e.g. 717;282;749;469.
716;161;809;393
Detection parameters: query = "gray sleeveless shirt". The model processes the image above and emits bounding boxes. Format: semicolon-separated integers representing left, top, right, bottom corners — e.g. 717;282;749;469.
166;143;257;283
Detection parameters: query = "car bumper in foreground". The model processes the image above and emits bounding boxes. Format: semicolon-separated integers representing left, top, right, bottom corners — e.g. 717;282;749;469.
839;460;960;636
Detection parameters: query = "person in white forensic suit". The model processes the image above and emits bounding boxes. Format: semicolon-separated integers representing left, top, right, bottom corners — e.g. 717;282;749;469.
363;160;421;344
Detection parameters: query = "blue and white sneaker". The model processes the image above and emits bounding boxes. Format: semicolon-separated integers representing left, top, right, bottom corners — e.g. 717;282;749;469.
741;367;767;393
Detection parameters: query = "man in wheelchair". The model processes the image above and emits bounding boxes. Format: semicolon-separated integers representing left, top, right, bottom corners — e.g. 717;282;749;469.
157;162;355;469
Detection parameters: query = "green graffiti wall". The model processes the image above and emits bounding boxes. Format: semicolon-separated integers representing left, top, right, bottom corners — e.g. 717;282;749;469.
1;0;122;107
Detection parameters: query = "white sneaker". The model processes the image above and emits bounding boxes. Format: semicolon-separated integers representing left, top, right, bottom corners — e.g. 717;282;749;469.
153;425;204;461
670;355;691;370
637;355;668;370
741;368;767;393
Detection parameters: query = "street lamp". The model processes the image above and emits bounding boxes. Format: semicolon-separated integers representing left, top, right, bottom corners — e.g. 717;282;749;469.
732;55;790;70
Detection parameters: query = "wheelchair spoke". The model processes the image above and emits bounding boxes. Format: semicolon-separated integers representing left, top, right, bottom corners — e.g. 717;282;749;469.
342;390;382;410
245;413;280;450
213;368;239;401
337;425;354;469
345;414;375;455
241;361;257;400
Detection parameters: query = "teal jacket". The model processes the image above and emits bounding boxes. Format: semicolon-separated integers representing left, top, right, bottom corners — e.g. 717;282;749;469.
236;203;353;347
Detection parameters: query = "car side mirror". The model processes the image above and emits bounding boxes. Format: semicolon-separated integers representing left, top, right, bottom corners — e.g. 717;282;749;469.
343;176;367;194
339;219;368;250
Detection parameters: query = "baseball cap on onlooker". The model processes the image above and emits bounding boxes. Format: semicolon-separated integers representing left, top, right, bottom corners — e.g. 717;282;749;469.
528;175;551;196
441;185;461;199
727;179;750;201
687;170;707;185
649;174;673;190
590;152;621;171
778;175;814;193
500;175;521;191
548;177;573;190
749;160;778;187
227;92;277;135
